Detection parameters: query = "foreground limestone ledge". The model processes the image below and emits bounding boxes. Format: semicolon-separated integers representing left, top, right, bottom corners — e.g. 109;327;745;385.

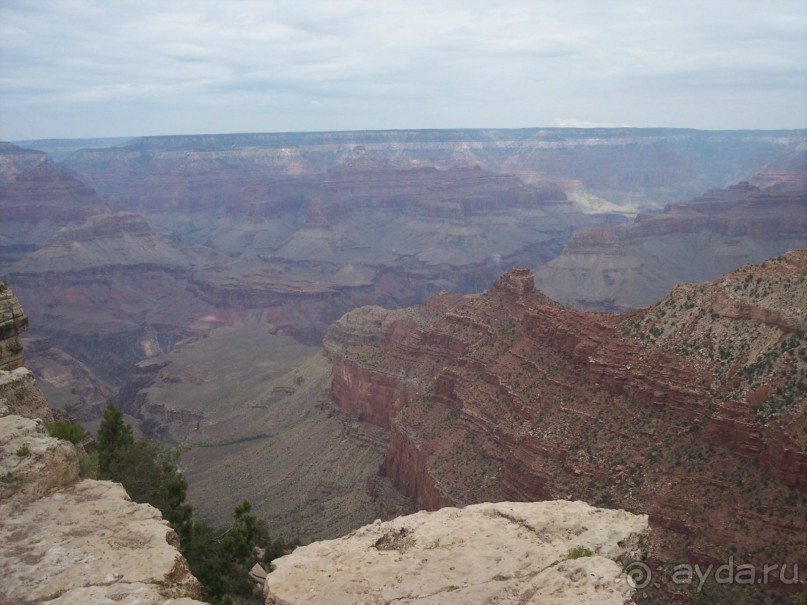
0;368;53;423
264;500;649;605
0;479;205;604
0;414;78;506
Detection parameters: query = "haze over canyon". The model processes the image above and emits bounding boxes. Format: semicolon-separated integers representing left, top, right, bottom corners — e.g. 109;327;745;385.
1;127;806;603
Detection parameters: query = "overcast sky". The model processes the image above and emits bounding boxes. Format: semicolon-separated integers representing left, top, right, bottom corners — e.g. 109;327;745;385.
1;0;806;140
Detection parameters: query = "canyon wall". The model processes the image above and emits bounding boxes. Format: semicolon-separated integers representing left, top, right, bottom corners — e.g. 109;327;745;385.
324;250;807;601
534;154;807;311
61;128;806;210
4;132;805;424
0;281;28;371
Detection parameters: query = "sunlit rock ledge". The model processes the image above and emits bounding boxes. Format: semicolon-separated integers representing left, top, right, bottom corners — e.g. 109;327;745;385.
264;500;650;605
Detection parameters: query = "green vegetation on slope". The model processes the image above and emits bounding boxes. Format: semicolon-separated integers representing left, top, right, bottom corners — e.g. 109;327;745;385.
97;401;295;604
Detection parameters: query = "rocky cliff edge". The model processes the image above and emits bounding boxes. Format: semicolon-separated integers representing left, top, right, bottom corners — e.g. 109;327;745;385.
0;282;205;604
264;500;650;605
0;411;205;604
0;281;28;372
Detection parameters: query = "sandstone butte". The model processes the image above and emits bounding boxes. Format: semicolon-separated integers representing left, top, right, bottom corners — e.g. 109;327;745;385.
0;281;205;605
323;247;807;602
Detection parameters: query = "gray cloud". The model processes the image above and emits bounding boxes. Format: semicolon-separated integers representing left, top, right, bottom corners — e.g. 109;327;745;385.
1;0;805;139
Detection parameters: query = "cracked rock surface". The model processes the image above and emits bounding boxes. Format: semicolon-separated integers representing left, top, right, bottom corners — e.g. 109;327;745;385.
0;477;205;604
264;500;649;605
0;414;78;506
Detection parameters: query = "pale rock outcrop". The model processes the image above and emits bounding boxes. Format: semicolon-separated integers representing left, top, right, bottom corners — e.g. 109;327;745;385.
0;478;205;604
0;367;54;423
250;562;268;586
264;500;649;605
0;413;206;603
0;414;77;505
0;413;207;604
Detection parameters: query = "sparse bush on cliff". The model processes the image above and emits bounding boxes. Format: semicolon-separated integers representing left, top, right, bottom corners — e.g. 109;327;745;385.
181;500;266;604
47;417;100;479
567;546;594;559
107;439;194;543
79;451;99;479
47;419;84;444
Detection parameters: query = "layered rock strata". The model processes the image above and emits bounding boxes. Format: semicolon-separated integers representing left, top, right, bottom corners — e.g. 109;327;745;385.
0;144;107;224
264;500;650;605
534;172;807;311
62;129;806;210
324;250;807;601
0;282;28;371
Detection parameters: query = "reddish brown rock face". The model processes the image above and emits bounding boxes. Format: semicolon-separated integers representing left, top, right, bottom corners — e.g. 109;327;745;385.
324;250;807;602
0;144;107;225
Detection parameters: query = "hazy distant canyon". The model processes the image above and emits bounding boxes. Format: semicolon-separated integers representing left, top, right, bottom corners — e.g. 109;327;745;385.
1;128;805;558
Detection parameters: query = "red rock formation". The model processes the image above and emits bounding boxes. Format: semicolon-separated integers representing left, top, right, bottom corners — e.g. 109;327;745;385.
323;250;807;602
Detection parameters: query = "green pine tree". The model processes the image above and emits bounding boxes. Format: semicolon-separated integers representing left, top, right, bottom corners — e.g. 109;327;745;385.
97;400;134;476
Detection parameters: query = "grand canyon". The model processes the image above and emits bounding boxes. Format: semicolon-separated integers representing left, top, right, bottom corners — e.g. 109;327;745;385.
1;128;806;603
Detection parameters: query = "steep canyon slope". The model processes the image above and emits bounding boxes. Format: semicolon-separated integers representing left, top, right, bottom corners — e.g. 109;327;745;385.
83;244;807;601
324;250;807;601
4;130;805;416
116;320;413;537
